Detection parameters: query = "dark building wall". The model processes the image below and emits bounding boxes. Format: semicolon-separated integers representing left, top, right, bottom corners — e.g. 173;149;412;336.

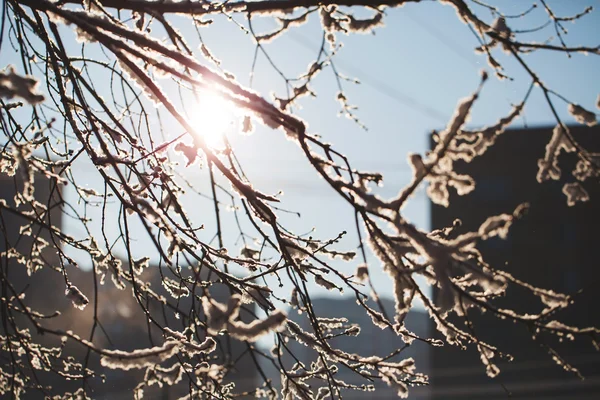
278;297;432;399
1;173;257;398
430;125;600;399
0;172;67;314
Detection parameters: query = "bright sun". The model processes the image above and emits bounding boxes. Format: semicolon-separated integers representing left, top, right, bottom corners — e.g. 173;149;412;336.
190;91;237;149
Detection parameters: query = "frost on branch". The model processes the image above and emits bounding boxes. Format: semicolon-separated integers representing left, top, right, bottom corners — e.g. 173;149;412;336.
143;363;183;389
2;1;600;398
488;17;512;52
478;213;514;239
131;257;150;275
174;142;199;167
490;17;511;38
347;12;385;34
240;246;260;260
453;104;524;160
355;264;369;282
162;276;190;298
573;156;600;182
319;6;385;35
241;115;254;135
539;289;570;310
415;84;484;206
202;295;287;342
314;274;343;293
116;55;163;107
537;125;576;183
568;104;597;127
562;182;590;206
100;340;181;370
65;285;89;310
254;12;310;43
477;345;499;378
99;334;215;370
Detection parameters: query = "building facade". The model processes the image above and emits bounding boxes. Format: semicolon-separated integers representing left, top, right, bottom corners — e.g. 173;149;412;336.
430;125;600;399
0;172;257;398
279;297;432;399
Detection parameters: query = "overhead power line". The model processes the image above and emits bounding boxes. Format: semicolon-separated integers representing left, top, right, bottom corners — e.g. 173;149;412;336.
403;9;481;69
287;30;450;124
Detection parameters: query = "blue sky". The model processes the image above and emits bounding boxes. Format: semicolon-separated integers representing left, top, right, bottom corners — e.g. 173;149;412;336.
182;0;600;303
2;1;599;306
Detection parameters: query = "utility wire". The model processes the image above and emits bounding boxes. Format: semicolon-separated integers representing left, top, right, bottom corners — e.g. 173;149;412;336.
403;9;481;69
287;30;450;124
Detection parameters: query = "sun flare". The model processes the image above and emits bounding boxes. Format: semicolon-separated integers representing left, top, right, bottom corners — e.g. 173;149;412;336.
190;91;237;149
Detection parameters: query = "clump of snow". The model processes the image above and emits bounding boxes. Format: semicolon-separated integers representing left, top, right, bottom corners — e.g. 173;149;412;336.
0;66;45;104
568;104;597;126
563;182;590;206
65;285;89;310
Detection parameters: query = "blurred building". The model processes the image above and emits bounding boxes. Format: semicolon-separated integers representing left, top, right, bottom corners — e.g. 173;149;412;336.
0;171;65;313
277;297;432;399
429;125;600;399
0;172;256;398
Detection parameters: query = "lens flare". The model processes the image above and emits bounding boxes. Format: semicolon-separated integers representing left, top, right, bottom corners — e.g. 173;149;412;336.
190;91;236;149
